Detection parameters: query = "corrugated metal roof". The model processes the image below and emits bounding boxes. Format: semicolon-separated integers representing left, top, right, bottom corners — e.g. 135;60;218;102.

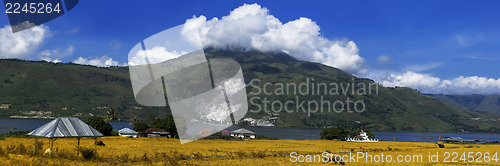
231;128;255;134
118;128;136;133
139;128;170;134
27;117;104;138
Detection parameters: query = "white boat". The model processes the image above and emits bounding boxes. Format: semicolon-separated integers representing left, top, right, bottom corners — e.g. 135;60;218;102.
346;130;378;142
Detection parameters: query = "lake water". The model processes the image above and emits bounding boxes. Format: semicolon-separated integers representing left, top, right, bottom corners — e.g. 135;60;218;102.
1;118;500;142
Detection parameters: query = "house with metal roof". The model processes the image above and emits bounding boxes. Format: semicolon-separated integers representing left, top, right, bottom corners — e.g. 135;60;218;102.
138;128;171;138
118;128;138;138
230;128;256;139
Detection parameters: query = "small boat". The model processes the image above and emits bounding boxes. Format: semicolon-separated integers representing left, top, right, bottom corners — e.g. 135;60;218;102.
346;130;378;142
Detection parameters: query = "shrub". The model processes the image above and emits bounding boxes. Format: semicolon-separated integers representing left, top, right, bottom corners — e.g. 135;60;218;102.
321;127;348;140
256;135;278;140
86;116;113;136
133;122;149;132
17;143;27;154
0;131;31;138
110;130;119;136
78;147;97;160
0;147;5;156
34;139;44;155
141;153;149;162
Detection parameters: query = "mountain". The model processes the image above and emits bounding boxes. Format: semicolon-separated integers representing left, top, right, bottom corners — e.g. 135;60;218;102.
0;59;166;120
0;49;499;133
427;94;500;114
205;48;500;133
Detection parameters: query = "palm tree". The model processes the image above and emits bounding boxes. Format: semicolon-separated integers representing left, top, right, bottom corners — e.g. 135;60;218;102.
105;108;118;121
129;115;140;125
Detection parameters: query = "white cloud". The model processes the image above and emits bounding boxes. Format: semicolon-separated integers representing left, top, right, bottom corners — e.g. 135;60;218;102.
379;71;441;90
38;45;73;63
378;71;500;95
128;46;187;66
73;56;119;67
0;24;49;58
181;3;366;74
440;76;500;95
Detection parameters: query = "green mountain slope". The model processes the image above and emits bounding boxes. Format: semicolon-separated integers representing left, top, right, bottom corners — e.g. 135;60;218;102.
0;49;499;133
0;59;165;120
427;94;500;114
205;48;500;133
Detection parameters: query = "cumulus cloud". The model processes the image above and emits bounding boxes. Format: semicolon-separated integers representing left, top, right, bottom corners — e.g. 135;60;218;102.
378;71;500;95
379;71;441;91
73;56;119;67
0;24;49;58
181;3;366;74
128;46;187;66
38;45;74;63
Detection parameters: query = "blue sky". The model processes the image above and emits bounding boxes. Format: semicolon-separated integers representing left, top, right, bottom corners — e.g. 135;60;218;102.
1;0;500;94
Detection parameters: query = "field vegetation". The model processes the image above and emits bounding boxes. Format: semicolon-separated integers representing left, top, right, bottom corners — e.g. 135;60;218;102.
0;136;497;165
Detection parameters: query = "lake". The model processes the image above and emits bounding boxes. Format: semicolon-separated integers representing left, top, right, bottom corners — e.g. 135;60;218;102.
224;125;500;142
1;118;500;142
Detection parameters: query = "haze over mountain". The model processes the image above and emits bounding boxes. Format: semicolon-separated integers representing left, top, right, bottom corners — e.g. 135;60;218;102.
0;48;499;133
427;94;500;114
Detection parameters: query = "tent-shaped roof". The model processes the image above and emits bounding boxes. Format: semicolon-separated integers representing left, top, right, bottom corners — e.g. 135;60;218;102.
118;128;137;133
231;128;255;134
27;117;103;138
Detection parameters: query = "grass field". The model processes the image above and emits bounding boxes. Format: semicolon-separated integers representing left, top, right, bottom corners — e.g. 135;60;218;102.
0;137;498;165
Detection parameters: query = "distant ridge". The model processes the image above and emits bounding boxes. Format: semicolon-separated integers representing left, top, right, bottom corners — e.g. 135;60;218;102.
0;48;499;133
427;94;500;114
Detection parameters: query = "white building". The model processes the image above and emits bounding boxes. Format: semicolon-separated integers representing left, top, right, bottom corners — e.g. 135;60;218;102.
118;128;138;138
230;128;256;139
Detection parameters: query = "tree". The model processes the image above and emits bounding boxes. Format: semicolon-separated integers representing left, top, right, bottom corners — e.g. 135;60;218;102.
349;128;362;137
129;115;140;125
365;130;376;138
349;128;376;138
86;116;113;136
320;127;348;140
105;108;118;121
150;114;180;138
146;113;156;123
133;121;149;132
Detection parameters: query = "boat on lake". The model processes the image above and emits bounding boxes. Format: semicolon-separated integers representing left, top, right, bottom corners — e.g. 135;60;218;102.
347;130;379;142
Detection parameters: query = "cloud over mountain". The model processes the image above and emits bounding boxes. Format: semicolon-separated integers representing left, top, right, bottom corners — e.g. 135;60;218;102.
73;56;119;67
379;71;500;95
182;3;366;74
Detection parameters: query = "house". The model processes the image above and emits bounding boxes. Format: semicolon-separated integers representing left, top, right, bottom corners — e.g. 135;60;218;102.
230;128;256;139
0;104;11;109
118;128;138;138
138;128;171;138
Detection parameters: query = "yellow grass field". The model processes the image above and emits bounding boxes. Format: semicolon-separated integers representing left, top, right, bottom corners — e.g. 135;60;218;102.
0;137;498;165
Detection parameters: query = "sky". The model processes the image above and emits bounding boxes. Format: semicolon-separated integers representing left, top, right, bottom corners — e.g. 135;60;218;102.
1;0;500;95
